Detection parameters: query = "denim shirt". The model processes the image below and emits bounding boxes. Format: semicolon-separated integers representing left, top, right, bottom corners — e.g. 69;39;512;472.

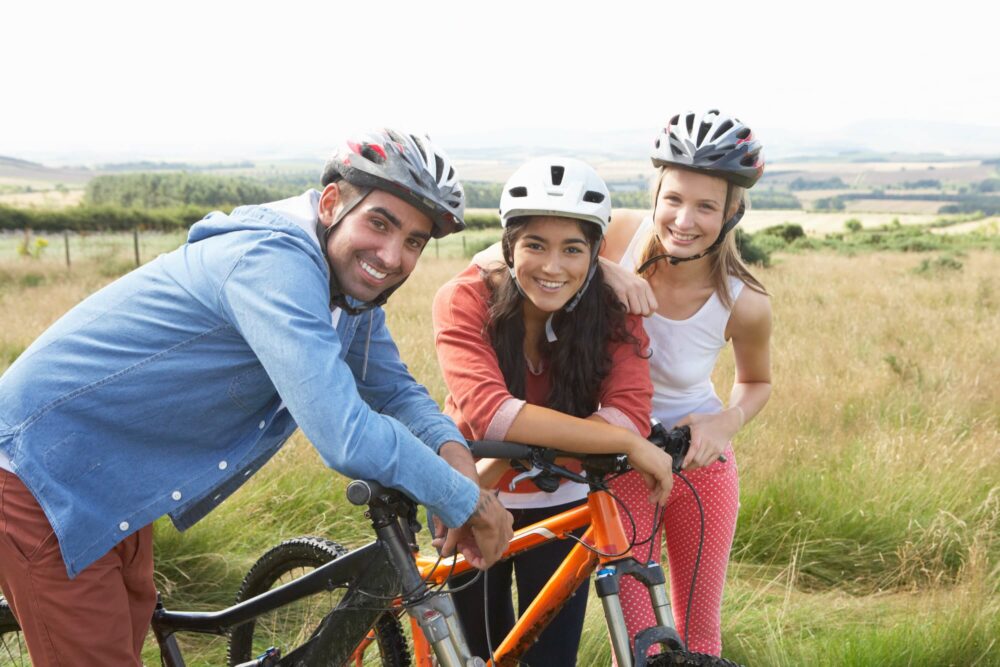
0;192;478;578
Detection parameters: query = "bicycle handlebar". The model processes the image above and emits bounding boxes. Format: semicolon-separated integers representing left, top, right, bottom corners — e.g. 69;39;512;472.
470;423;692;473
346;424;692;508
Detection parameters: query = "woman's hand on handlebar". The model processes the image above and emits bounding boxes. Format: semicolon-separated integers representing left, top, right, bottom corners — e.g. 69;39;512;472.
676;409;740;470
626;436;674;505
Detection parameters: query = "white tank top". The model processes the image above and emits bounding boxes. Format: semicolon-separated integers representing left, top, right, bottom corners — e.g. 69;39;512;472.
620;217;743;428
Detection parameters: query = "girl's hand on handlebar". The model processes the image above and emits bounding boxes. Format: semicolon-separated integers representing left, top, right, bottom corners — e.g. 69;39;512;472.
677;409;740;470
627;437;674;505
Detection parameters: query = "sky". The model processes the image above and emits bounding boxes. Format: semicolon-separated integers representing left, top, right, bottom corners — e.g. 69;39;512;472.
3;0;998;162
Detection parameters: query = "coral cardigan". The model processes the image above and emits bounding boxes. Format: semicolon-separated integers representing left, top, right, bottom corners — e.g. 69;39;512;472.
433;264;653;505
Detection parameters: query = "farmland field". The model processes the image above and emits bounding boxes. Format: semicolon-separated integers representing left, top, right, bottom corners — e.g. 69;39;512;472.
0;235;997;666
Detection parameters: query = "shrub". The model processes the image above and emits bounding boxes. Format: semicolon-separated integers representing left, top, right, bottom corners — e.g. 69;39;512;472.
813;197;845;211
735;229;771;267
845;219;863;233
913;255;964;275
760;223;805;243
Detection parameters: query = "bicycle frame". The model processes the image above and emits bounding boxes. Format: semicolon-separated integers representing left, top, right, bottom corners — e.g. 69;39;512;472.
151;538;398;666
408;487;682;667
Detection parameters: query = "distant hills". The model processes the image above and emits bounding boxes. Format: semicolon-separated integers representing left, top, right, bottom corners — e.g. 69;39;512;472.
2;119;999;178
437;120;1000;163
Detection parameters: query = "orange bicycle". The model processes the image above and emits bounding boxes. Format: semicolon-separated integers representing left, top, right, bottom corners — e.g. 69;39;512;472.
223;424;743;667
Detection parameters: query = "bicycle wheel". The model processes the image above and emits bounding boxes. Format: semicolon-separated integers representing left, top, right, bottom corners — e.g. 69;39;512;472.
0;597;30;667
648;650;744;666
227;536;410;667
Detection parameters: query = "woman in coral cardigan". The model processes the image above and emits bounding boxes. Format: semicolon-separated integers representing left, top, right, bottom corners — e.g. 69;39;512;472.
432;157;674;664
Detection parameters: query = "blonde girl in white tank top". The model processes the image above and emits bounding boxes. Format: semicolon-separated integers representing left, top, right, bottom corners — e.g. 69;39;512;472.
597;110;773;658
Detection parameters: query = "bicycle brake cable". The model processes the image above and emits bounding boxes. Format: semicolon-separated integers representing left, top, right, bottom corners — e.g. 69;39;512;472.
674;470;705;650
561;483;638;558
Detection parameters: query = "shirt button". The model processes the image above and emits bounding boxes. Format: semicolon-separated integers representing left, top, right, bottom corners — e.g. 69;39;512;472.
258;420;266;430
218;461;228;470
119;521;129;531
171;491;182;501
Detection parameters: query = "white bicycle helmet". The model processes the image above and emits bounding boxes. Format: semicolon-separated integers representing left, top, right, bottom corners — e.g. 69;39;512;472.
499;157;611;314
499;157;611;233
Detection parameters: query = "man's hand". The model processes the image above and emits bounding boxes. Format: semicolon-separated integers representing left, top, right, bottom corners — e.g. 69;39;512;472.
433;489;513;569
436;442;514;569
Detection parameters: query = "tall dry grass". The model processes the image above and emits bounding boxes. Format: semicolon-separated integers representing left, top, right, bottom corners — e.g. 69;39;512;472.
1;240;997;665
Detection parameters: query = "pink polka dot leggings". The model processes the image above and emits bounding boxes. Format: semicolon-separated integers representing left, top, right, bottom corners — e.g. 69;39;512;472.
608;445;739;658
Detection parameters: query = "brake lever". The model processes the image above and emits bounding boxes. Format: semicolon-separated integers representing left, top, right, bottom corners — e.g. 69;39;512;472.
508;451;589;491
509;466;545;491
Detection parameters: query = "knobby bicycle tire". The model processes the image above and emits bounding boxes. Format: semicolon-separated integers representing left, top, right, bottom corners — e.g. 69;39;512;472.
227;536;410;667
0;597;30;666
648;649;744;667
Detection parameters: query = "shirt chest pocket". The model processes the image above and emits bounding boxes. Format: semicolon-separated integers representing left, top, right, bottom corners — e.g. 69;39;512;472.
227;367;275;413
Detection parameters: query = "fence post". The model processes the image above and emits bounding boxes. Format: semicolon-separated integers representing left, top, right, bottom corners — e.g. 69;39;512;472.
64;231;71;268
133;228;140;267
462;236;466;256
435;238;439;258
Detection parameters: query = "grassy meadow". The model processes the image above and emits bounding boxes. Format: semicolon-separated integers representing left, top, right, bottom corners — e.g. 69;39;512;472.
1;234;998;666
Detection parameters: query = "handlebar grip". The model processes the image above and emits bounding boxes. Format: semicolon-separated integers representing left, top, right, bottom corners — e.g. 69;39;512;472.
469;440;535;460
346;479;386;506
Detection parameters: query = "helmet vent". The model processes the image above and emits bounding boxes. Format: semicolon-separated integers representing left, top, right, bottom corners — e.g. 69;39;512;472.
361;144;386;164
447;166;455;181
707;153;726;162
711;120;734;141
737;128;752;140
685;113;696;135
669;114;680;126
509;186;528;197
697;121;712;146
583;190;605;204
434;155;445;182
550;165;565;185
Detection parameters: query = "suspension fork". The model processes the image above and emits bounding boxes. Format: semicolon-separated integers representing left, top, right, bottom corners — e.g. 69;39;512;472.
588;490;683;667
373;511;484;667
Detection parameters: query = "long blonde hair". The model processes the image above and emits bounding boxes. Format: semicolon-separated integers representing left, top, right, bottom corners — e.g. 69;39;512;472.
637;166;767;308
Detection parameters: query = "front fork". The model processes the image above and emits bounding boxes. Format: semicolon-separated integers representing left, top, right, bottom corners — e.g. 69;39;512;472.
374;517;484;667
595;559;684;667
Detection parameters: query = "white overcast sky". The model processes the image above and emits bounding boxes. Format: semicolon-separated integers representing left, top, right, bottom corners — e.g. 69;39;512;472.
2;0;997;161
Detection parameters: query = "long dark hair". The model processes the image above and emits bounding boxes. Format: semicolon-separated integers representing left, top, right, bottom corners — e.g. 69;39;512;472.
486;218;646;417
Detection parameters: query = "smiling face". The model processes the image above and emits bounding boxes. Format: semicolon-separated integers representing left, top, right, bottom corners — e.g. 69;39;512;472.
652;168;730;258
318;184;433;303
509;216;594;316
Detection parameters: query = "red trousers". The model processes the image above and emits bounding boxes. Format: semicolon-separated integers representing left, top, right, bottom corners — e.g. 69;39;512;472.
609;447;739;657
0;469;156;666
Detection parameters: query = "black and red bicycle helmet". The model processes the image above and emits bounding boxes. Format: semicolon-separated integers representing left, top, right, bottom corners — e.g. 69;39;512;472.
322;129;465;238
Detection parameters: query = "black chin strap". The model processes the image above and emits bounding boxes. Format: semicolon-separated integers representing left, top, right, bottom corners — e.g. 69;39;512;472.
317;186;408;316
636;186;744;274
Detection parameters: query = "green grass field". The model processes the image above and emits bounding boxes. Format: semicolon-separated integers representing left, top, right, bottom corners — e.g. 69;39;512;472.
1;236;998;666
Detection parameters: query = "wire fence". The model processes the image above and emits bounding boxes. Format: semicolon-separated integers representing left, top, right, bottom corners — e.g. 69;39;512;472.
0;227;503;271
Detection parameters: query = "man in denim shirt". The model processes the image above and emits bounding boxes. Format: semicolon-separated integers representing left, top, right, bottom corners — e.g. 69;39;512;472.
0;130;513;665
